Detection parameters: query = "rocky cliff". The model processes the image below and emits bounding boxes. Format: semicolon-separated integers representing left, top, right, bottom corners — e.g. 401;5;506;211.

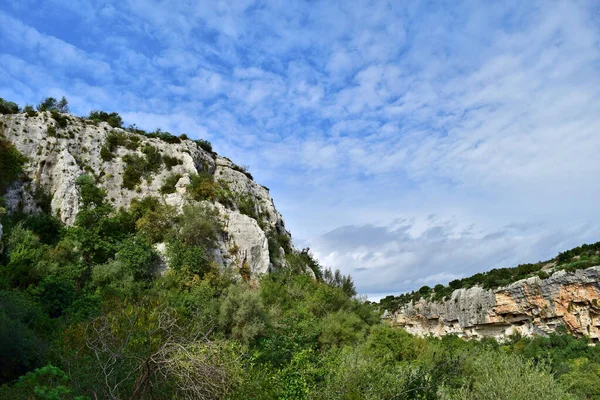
0;111;292;276
388;266;600;341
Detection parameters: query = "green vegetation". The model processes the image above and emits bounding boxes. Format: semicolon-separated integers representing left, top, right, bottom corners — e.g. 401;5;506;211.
0;98;20;114
121;145;163;189
0;137;26;195
380;241;600;312
36;97;69;113
87;110;123;128
160;173;182;194
195;138;213;153
1;96;598;398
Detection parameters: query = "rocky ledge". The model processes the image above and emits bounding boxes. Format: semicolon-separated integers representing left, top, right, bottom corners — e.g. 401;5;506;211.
0;111;293;276
388;266;600;341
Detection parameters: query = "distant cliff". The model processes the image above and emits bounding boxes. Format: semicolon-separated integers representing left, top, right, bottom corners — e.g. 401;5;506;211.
387;266;600;341
0;110;293;276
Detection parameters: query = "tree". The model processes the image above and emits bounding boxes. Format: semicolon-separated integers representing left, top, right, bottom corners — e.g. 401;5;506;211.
84;304;241;399
56;97;69;113
87;110;123;128
0;98;20;114
36;97;58;112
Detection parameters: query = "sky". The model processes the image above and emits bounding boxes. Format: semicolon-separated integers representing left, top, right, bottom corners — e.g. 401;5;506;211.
1;0;600;300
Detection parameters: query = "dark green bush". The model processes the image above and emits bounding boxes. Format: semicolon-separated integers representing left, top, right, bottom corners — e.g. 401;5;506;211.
195;139;213;153
23;105;37;118
0;138;26;194
87;110;123;128
0;98;20;114
163;155;181;170
160;173;182;195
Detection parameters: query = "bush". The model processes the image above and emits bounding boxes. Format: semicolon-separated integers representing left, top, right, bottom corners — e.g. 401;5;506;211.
121;146;163;190
187;172;216;201
116;236;159;281
160;173;182;195
163;155;181;170
36;97;57;112
0;98;20;114
23;105;37;118
454;350;575;400
122;154;147;189
134;199;177;243
50;110;68;128
195;139;213;153
219;284;270;344
87;110;123;128
177;204;222;250
0;137;26;194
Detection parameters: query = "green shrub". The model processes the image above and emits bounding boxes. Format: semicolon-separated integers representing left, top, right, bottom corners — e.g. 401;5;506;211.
163;155;181;170
50;111;68;129
219;284;270;345
0;98;20;114
0;137;26;194
160;173;182;195
116;236;159;281
100;146;112;161
87;110;123;128
177;203;222;250
122;154;146;189
36;97;57;112
141;145;162;173
195;139;213;153
187;172;215;201
46;125;56;137
23;105;37;118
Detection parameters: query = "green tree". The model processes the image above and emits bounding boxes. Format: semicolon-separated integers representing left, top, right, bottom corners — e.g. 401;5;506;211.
36;98;58;112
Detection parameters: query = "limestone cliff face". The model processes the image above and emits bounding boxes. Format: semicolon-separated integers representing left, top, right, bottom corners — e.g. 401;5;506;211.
0;111;291;276
389;266;600;341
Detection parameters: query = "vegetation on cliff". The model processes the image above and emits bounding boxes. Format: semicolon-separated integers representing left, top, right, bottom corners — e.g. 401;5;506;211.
380;242;600;312
1;98;599;399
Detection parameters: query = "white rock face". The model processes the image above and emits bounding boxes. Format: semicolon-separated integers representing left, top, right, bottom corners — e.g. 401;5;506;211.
0;112;292;277
388;266;600;342
217;204;271;275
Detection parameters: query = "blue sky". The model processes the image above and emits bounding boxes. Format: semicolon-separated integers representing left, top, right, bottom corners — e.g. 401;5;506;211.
2;0;600;299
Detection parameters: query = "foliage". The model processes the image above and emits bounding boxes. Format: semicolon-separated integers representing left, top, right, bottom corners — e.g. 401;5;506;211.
87;110;123;128
0;137;26;194
195;139;213;153
122;145;163;189
36;98;57;112
380;241;600;312
0;97;20;114
0;142;597;399
160;173;182;194
186;171;216;201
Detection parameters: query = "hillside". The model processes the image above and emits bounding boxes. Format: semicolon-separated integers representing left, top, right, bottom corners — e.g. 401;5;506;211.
380;244;600;341
0;99;298;278
1;97;600;399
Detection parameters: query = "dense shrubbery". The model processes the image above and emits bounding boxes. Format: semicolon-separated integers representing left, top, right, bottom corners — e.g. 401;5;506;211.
0;175;594;399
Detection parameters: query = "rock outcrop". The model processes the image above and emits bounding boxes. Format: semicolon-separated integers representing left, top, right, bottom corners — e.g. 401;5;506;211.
0;111;291;276
388;266;600;341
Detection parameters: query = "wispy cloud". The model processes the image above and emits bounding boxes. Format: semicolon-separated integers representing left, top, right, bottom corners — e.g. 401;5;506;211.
1;0;599;295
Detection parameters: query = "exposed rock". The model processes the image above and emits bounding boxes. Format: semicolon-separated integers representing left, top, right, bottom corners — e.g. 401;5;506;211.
0;112;292;278
0;221;3;254
388;266;600;341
